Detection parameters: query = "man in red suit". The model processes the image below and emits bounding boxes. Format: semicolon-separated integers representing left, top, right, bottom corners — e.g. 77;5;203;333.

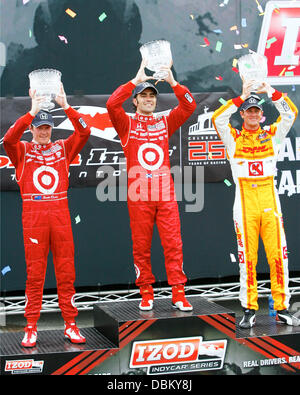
4;84;90;347
107;61;196;311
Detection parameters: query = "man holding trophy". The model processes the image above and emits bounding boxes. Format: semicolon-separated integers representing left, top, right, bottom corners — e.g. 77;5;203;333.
3;78;91;347
106;42;196;312
212;58;299;328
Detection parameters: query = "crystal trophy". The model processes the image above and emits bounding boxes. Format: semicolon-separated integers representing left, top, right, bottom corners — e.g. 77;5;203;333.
140;40;172;80
237;51;268;92
29;68;62;110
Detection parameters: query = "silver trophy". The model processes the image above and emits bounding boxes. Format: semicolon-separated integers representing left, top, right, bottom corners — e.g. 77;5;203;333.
140;40;172;80
29;68;62;110
238;51;268;92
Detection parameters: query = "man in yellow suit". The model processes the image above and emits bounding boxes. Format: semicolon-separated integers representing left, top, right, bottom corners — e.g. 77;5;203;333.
212;80;299;328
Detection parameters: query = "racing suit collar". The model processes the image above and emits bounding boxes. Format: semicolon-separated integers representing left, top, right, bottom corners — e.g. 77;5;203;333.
135;112;154;122
241;124;261;136
32;139;52;149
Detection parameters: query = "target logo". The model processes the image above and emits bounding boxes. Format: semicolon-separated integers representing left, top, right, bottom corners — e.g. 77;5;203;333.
137;143;164;171
33;166;59;194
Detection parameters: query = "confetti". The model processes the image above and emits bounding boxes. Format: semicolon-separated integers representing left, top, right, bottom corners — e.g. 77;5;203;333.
241;18;247;27
258;99;265;105
189;14;195;20
230;25;238;31
75;215;81;224
65;8;77;18
215;75;223;80
215;41;223;52
1;266;11;276
213;29;223;34
219;98;227;105
200;37;210;47
255;0;264;14
219;0;229;6
266;37;277;49
224;179;232;187
23;0;30;4
30;238;38;244
232;67;239;73
29;29;32;38
285;71;294;77
99;12;107;22
234;44;242;49
58;35;68;44
230;254;236;263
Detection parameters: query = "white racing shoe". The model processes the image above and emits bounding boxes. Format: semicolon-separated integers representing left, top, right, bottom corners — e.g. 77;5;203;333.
21;325;37;348
64;322;86;344
276;310;300;326
239;309;256;329
139;285;154;311
172;284;193;311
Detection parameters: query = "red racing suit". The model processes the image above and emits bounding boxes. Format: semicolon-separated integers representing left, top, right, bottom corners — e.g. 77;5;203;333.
3;107;91;324
107;81;196;287
212;91;298;311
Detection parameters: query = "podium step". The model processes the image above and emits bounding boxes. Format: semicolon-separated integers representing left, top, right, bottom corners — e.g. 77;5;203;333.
94;295;234;322
236;314;300;339
93;295;235;346
0;327;117;357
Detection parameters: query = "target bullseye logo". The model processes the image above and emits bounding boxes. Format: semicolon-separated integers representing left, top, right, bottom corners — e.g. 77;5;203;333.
33;166;59;194
137;143;164;171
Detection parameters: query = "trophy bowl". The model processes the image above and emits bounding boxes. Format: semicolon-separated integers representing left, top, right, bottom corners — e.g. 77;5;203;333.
29;68;62;110
140;40;172;80
238;52;268;92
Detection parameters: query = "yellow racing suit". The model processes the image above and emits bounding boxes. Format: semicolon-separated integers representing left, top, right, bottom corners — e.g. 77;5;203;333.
212;91;298;311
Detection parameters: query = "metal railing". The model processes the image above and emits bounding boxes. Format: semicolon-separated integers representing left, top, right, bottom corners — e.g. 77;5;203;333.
1;277;299;316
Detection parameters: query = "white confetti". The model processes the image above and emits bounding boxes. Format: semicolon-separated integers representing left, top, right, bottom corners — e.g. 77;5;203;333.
75;215;81;224
230;253;236;262
30;238;38;244
58;35;68;44
241;18;247;27
2;266;11;276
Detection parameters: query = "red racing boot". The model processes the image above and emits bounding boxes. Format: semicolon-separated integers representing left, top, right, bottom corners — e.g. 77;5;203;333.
64;322;86;344
172;284;193;311
21;324;37;347
139;285;154;311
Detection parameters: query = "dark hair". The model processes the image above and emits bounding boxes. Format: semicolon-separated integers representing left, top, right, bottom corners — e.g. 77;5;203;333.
132;98;137;112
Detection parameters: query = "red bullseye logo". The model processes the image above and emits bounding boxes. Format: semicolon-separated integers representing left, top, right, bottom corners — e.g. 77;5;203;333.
137;143;164;171
33;166;59;194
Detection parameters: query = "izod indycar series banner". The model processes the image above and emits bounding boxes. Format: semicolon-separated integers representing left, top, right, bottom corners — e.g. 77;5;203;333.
1;91;299;196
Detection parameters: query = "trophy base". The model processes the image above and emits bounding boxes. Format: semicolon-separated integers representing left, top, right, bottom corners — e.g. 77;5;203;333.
153;70;169;80
40;101;55;111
